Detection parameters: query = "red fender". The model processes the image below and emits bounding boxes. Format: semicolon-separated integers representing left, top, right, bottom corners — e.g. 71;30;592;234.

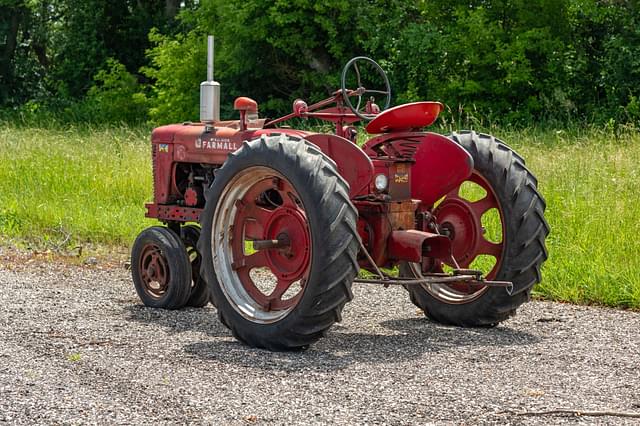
411;133;474;207
304;134;374;197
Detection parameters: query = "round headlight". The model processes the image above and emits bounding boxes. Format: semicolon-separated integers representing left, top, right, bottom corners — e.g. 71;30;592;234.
374;174;388;192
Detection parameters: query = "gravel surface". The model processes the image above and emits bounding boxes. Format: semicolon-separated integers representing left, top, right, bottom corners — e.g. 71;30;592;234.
0;258;639;425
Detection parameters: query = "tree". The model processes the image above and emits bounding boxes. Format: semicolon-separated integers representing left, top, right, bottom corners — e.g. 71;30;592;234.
0;1;34;104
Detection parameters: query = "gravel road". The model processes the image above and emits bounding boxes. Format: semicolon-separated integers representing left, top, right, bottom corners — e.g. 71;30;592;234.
0;258;639;425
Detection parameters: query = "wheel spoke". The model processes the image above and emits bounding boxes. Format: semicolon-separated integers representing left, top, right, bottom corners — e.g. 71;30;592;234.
366;89;389;95
446;185;460;200
277;181;303;210
468;172;491;190
235;269;270;308
477;239;503;258
242;205;272;239
354;62;362;88
270;278;294;301
278;192;297;209
469;195;496;218
232;251;269;271
245;204;273;223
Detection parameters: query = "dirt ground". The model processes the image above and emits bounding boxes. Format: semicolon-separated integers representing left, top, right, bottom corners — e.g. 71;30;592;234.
0;255;639;425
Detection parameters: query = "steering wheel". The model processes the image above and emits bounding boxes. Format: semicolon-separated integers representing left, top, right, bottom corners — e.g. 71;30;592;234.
341;56;391;121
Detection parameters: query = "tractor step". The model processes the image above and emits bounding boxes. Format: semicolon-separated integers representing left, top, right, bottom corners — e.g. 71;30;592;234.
353;274;514;295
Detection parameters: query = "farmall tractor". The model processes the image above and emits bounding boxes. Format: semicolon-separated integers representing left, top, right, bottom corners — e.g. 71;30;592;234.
131;37;549;351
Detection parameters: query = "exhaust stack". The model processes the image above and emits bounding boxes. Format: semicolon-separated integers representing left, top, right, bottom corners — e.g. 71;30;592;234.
200;35;220;123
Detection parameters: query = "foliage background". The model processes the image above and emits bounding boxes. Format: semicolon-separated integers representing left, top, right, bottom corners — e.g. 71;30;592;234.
2;1;640;309
1;0;640;127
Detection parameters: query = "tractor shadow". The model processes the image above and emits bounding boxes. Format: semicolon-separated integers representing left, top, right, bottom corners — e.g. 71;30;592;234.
182;316;541;372
123;304;229;337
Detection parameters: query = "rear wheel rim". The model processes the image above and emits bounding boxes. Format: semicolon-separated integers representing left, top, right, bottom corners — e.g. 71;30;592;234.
211;166;312;323
412;171;505;304
139;244;170;299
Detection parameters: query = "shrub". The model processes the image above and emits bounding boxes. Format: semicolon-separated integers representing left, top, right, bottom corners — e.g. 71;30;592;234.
85;58;148;123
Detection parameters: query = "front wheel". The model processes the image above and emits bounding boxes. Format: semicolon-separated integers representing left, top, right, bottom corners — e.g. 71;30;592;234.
198;134;360;350
180;225;210;308
131;226;192;309
402;131;549;326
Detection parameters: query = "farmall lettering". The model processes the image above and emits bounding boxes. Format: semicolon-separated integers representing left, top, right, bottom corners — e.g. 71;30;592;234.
195;136;238;151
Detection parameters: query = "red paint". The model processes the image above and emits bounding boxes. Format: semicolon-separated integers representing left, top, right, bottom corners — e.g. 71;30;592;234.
230;175;311;311
387;230;451;263
433;172;504;277
265;90;360;137
365;102;443;134
293;99;308;115
145;204;202;222
233;96;258;111
354;200;392;266
145;83;492;276
362;132;423;159
360;132;473;206
150;123;309;207
304;134;373;196
184;187;199;207
304;106;361;124
410;133;474;207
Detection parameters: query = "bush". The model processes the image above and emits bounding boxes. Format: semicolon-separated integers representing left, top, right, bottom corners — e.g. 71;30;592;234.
142;29;205;124
141;1;579;125
85;58;148;123
5;0;640;127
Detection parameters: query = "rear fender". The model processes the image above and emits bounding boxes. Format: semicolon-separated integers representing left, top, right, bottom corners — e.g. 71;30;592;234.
304;134;374;197
411;133;474;207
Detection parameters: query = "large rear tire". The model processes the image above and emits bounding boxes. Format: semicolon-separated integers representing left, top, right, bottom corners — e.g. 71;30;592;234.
198;134;360;350
402;131;549;326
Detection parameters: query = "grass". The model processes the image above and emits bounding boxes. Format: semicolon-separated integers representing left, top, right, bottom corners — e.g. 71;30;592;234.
510;128;640;309
66;352;82;362
0;124;153;248
0;122;639;309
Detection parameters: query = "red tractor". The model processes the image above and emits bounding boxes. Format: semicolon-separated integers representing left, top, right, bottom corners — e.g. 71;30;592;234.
131;37;549;351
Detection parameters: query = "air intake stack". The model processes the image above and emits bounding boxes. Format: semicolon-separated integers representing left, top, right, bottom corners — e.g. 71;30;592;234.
200;35;220;123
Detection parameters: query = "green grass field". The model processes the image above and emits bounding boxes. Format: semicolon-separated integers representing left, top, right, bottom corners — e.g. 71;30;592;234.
0;125;153;248
1;123;638;309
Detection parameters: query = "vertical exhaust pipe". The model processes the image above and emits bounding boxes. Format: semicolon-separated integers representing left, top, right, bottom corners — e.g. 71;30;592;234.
200;35;220;123
207;34;214;82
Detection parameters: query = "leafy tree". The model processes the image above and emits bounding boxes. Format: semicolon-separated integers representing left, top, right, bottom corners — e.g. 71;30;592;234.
142;0;576;125
85;58;148;123
3;0;640;126
0;0;48;105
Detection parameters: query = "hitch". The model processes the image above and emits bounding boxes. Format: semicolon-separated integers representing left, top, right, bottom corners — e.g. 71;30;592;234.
353;271;514;295
356;230;513;294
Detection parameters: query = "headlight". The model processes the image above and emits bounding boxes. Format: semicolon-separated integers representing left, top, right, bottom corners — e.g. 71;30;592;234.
374;174;388;192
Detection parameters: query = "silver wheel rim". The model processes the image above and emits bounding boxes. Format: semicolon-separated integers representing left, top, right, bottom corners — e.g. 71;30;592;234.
408;262;489;304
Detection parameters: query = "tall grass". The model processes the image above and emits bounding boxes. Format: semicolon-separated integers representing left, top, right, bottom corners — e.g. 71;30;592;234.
0;124;153;247
0;123;638;308
509;128;640;309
